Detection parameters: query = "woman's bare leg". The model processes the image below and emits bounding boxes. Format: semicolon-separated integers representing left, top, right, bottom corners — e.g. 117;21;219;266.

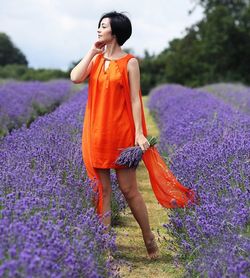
94;168;112;232
115;167;159;259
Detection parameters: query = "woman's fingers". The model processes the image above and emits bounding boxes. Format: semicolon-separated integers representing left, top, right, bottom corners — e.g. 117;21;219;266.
95;40;106;48
94;41;106;52
135;135;150;152
141;141;150;152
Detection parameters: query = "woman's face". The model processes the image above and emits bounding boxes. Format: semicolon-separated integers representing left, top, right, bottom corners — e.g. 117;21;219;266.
97;17;114;44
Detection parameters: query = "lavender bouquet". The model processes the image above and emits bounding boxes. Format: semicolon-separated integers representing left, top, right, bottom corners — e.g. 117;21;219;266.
115;135;158;169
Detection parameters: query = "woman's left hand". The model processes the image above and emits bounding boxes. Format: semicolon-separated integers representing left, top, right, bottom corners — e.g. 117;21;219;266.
135;133;150;152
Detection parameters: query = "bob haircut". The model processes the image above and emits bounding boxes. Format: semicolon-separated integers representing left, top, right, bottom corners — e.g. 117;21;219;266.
98;11;132;46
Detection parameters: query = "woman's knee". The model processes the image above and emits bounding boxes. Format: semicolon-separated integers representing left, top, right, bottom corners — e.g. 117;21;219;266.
115;168;139;199
123;188;140;200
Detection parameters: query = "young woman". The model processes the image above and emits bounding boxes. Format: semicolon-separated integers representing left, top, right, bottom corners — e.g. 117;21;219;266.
71;9;198;261
70;11;159;260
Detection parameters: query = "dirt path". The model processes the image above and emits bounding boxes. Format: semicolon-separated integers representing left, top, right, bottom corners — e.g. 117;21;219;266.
112;96;184;278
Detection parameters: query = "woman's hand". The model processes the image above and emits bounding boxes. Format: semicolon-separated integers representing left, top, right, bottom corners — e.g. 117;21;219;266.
90;40;106;55
135;133;150;152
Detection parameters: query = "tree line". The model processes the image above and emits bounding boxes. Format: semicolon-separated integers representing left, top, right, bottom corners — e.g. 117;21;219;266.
1;0;249;94
139;0;250;94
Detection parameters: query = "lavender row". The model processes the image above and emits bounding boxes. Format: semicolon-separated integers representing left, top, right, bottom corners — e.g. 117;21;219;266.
147;84;250;277
198;82;250;115
0;86;126;277
0;79;76;137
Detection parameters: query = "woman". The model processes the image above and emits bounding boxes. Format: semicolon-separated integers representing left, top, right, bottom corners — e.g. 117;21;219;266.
70;11;160;260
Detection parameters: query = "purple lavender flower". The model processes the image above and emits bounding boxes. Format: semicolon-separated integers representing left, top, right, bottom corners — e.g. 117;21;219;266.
0;79;75;137
198;83;250;115
115;135;158;169
0;85;124;277
147;83;250;277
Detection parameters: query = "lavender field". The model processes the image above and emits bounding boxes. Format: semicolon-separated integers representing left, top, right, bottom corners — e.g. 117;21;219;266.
0;79;76;138
1;81;249;277
0;86;127;277
198;82;250;115
147;84;250;277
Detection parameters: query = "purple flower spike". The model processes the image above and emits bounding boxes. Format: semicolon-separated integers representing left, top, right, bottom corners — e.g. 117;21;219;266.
115;136;158;169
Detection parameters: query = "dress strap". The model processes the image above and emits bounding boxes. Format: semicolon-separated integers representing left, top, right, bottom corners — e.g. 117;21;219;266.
118;53;135;65
124;53;135;62
115;53;135;77
89;53;103;76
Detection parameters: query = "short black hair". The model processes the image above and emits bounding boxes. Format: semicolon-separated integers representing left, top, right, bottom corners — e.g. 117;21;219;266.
98;11;132;46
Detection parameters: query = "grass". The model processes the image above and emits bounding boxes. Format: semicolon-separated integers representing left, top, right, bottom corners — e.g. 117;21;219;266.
111;96;185;278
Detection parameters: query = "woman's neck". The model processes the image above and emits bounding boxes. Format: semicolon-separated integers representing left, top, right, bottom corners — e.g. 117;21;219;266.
104;42;123;58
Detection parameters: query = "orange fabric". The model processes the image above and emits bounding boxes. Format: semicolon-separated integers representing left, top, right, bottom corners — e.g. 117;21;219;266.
142;146;197;208
82;52;198;220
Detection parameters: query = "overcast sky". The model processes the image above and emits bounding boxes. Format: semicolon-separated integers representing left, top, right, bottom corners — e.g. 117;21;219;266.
0;0;204;70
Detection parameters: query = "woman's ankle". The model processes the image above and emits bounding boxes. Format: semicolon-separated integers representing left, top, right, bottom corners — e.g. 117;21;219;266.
142;230;154;243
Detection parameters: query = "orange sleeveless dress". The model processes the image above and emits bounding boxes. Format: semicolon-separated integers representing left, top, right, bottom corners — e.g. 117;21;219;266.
84;53;135;169
82;52;199;219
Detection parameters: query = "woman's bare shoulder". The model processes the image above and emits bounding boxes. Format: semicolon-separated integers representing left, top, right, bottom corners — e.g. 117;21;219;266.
127;56;139;73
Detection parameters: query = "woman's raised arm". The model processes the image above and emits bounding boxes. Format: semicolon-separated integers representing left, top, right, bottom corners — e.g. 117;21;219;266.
70;41;105;83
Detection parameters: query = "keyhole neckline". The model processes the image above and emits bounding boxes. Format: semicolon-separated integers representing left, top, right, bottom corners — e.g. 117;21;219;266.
103;59;111;74
102;52;129;61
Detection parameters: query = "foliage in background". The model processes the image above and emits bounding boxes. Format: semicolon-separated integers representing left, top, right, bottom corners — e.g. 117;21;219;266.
139;0;250;93
0;64;68;81
1;1;250;91
0;33;28;66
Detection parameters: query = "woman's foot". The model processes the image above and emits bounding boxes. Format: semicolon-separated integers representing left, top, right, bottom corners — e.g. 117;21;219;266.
143;232;159;260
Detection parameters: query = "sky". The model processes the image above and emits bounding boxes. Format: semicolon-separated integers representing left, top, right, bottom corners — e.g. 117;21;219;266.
0;0;204;71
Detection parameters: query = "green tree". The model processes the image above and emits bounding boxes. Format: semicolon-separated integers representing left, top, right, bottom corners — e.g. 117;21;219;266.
138;50;167;95
156;0;250;87
191;0;249;17
0;33;28;66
